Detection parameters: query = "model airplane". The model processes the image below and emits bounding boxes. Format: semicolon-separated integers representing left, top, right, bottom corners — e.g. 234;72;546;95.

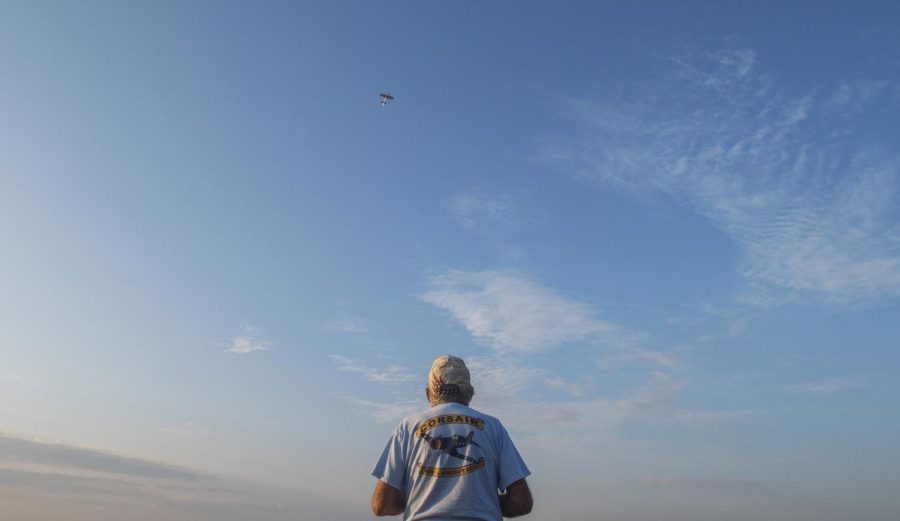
379;92;394;106
423;431;482;464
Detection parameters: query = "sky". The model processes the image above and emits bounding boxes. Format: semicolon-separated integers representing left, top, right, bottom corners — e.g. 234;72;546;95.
1;1;900;520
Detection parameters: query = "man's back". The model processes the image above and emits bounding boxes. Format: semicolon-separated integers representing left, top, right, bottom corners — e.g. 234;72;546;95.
372;402;530;520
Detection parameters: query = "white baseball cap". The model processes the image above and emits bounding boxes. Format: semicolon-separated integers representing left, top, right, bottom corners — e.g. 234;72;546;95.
428;354;472;396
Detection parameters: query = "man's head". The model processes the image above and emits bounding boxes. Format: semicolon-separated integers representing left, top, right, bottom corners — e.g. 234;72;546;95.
426;354;474;406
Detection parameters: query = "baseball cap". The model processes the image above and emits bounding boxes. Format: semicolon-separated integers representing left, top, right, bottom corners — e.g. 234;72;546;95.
429;355;472;396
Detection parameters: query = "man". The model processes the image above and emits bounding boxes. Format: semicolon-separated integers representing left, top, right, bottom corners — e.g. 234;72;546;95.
371;355;533;519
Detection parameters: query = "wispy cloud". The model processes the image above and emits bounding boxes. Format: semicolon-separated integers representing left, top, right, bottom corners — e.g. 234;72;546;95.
224;326;269;354
421;270;621;352
324;316;373;334
446;189;520;231
597;349;682;370
662;409;759;424
787;376;865;395
615;370;686;410
484;396;624;452
459;354;689;454
330;355;416;383
544;46;900;304
339;396;423;423
543;375;592;397
487;384;696;455
465;355;550;399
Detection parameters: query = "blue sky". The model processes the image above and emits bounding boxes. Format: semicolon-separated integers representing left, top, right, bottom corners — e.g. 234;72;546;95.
2;1;899;519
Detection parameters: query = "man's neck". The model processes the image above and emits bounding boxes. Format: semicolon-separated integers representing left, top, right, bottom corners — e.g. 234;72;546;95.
430;400;470;408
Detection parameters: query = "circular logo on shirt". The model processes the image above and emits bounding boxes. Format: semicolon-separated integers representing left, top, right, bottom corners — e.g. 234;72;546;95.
416;414;486;477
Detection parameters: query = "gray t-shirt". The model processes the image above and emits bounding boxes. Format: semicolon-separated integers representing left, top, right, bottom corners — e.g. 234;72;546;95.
372;402;531;521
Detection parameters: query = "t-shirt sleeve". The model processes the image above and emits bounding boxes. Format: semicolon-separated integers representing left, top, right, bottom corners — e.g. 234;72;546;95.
371;424;408;492
495;423;531;492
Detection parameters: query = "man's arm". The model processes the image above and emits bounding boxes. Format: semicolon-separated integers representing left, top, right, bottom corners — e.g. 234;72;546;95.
499;478;533;518
371;479;406;516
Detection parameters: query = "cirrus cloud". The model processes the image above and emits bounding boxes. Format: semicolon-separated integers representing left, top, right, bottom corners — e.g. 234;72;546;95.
421;270;618;352
543;47;900;305
224;326;269;354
